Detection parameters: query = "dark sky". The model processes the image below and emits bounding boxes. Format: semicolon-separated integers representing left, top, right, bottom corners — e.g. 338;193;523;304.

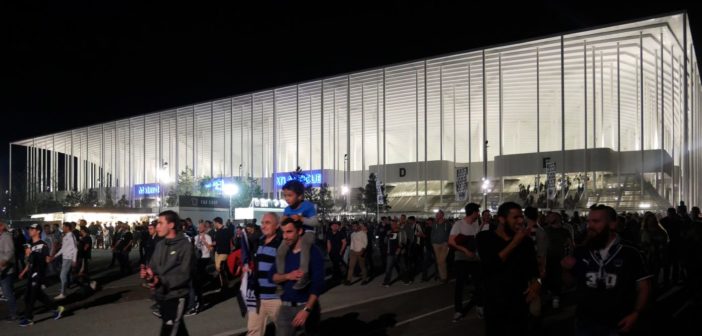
2;1;699;193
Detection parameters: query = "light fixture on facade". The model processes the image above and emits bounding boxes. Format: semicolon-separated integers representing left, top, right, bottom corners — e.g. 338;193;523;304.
223;183;239;196
482;180;491;194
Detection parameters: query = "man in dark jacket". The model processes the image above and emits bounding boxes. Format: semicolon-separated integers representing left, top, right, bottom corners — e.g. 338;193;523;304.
142;221;160;265
140;210;193;336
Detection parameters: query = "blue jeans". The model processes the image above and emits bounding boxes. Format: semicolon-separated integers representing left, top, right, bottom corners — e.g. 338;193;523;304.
383;255;403;284
0;272;18;317
60;258;73;294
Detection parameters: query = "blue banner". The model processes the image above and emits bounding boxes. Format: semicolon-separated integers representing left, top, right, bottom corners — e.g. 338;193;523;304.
135;183;160;197
273;170;322;187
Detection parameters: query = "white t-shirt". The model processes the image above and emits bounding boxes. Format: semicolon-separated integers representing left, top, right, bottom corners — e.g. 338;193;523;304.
450;218;489;237
194;233;212;259
350;231;368;252
450;218;489;261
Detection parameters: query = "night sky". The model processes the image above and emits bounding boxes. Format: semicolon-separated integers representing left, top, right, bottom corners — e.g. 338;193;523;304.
2;2;699;196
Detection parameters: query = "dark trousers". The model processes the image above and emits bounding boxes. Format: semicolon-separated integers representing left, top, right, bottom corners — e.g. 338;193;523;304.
545;256;563;296
329;252;344;281
139;245;147;265
379;241;387;269
190;258;210;309
575;318;619;336
410;244;427;279
421;245;435;279
159;297;189;336
110;250;117;267
454;261;485;313
663;247;681;286
24;277;55;320
383;255;404;284
403;247;417;280
76;258;93;291
277;302;320;336
484;292;529;336
365;243;375;275
15;252;26;271
117;251;130;275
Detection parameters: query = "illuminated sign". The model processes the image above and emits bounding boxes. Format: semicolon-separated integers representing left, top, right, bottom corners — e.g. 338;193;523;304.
135;183;160;197
273;170;322;188
179;196;229;208
203;178;225;192
250;198;288;208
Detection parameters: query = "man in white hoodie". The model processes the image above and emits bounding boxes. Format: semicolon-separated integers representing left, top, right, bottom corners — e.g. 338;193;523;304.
49;223;78;300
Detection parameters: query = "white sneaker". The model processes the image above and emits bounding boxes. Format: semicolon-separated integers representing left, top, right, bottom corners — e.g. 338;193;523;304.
54;293;66;300
552;296;560;309
476;306;485;319
90;281;97;291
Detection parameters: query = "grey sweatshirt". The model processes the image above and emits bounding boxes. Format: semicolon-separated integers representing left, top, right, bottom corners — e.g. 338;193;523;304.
148;232;194;301
0;231;15;274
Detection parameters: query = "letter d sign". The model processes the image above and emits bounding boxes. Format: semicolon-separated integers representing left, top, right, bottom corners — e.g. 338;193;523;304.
399;168;406;177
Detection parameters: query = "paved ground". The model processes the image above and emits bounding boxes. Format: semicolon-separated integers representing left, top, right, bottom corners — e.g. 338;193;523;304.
1;249;699;335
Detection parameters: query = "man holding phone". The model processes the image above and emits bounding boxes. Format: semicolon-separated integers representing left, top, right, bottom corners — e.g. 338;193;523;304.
477;202;540;336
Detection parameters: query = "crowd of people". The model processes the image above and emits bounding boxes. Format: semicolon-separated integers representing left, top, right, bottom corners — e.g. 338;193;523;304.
1;178;701;335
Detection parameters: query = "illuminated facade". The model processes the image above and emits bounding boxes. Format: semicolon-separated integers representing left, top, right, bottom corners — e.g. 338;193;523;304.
11;13;702;213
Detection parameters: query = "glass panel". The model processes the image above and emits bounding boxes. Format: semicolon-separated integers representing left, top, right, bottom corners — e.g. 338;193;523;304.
194;103;212;178
619;42;640;151
537;41;563;152
159;110;177;183
385;63;420;165
502;46;537;154
176;107;194;176
564;41;585;151
275;86;297;174
130;117;144;185
145;114;159;183
212;99;229;177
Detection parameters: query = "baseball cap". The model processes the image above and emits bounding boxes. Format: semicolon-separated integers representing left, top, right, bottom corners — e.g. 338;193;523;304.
29;223;42;231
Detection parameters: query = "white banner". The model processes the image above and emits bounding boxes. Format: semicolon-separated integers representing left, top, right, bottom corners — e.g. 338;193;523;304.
455;167;469;201
546;161;557;201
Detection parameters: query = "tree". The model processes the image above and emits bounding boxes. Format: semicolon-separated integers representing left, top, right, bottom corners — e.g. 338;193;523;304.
176;167;196;197
358;173;390;216
165;188;178;207
81;190;99;207
305;183;334;219
64;191;83;207
36;194;62;213
304;184;319;205
290;166;305;182
117;194;129;208
198;176;214;197
231;177;263;208
104;187;114;207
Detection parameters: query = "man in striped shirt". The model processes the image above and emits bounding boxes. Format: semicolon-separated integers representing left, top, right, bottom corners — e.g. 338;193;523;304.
246;212;283;336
